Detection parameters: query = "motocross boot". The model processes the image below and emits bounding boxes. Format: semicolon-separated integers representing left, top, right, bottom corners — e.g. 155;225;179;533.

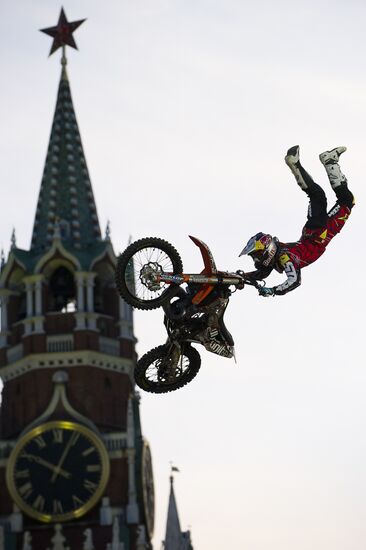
319;146;347;189
285;145;315;191
319;146;354;208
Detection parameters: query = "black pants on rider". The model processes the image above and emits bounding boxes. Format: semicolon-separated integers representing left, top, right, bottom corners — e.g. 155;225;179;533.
294;160;354;229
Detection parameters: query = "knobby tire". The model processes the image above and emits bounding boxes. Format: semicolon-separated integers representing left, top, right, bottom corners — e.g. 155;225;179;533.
115;237;183;310
135;344;201;393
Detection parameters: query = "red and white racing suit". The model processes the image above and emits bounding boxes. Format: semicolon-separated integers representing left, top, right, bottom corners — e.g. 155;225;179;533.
247;201;354;295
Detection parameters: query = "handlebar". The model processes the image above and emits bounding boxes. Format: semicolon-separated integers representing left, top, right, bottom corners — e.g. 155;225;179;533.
235;270;264;290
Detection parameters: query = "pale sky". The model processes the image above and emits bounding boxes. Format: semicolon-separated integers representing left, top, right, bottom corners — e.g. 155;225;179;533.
1;1;366;549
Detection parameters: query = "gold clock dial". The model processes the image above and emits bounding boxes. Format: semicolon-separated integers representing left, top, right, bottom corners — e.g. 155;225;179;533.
6;421;110;523
141;440;155;538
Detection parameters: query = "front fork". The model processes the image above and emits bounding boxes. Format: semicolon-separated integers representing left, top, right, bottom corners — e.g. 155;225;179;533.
165;339;181;362
159;339;186;381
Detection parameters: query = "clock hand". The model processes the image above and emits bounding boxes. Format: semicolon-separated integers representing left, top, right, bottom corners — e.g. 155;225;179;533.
22;453;72;479
51;432;76;483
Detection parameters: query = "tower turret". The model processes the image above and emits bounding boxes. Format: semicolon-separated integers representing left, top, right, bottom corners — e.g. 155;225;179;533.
163;468;193;550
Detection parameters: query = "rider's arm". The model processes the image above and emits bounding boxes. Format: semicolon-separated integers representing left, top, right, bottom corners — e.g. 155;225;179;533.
272;256;301;295
245;266;273;282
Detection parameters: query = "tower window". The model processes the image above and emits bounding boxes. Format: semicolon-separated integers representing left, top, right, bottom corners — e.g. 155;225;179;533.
94;278;103;313
49;266;76;312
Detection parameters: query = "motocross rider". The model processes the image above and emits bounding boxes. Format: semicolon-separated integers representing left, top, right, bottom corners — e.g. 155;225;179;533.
240;146;355;297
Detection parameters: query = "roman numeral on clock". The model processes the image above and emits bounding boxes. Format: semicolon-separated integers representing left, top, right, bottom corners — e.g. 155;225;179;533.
34;436;46;449
33;495;45;512
86;464;101;473
52;429;63;443
82;446;95;457
72;495;84;508
18;482;32;499
15;469;29;479
84;479;98;492
53;500;63;514
69;431;80;446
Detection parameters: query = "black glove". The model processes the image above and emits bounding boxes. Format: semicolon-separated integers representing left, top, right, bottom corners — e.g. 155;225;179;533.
258;286;275;297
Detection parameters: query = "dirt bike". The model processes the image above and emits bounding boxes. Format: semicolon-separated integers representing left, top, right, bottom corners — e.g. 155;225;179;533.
115;236;259;393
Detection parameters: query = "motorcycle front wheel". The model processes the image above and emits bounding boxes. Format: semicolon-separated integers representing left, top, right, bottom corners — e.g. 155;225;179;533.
135;344;201;393
116;237;183;310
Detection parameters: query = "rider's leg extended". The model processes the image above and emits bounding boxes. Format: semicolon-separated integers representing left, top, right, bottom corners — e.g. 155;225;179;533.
319;146;355;209
319;146;355;238
285;145;328;229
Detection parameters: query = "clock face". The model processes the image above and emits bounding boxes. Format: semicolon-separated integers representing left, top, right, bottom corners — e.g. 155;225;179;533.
141;440;155;539
6;420;110;523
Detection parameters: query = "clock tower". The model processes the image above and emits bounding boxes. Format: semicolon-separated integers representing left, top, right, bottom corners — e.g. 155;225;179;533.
0;9;154;550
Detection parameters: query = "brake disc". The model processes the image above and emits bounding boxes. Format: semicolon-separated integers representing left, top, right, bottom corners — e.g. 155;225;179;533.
157;347;181;382
139;262;163;291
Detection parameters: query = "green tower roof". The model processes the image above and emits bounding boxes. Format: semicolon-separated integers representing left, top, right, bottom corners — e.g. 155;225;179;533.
31;61;102;253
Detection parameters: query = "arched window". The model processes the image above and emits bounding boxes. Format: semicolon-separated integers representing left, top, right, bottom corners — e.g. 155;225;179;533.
16;293;26;321
94;277;103;313
93;261;115;316
49;266;76;312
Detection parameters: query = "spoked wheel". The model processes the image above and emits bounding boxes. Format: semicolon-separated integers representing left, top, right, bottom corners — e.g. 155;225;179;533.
135;344;201;393
116;237;183;310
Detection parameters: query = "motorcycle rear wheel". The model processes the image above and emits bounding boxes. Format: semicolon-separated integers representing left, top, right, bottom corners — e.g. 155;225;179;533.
135;344;201;393
116;237;183;310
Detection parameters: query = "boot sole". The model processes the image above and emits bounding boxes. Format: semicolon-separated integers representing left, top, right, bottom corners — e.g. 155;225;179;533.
285;145;299;165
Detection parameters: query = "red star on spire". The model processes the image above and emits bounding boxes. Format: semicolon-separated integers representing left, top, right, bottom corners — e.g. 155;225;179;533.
40;8;86;56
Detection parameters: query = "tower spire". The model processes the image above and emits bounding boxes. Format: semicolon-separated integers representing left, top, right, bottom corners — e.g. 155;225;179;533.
33;10;101;252
163;467;194;550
